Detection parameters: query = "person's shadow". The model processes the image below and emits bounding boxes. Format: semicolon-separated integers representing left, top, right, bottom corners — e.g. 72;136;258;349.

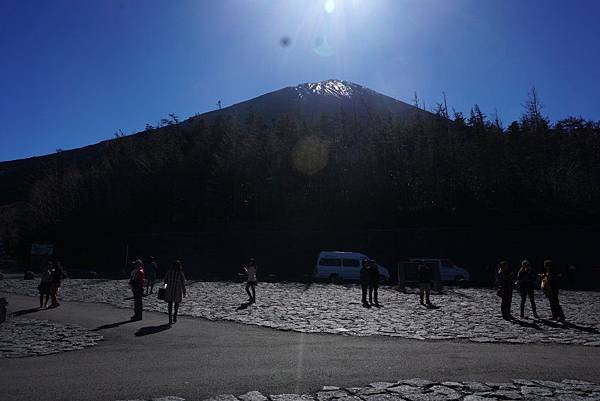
91;320;135;331
10;307;42;317
539;319;599;334
511;319;541;329
135;324;171;337
236;302;252;311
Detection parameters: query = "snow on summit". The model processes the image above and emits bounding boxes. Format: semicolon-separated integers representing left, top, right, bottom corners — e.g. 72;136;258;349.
294;79;363;99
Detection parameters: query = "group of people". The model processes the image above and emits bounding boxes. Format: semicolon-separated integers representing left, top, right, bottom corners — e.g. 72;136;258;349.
37;260;65;309
359;259;380;307
496;259;565;321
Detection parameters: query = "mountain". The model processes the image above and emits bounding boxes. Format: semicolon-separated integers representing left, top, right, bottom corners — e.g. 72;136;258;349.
0;79;426;206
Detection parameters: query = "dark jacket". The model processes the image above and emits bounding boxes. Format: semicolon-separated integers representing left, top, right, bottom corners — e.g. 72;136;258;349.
517;269;534;290
359;266;369;284
496;269;514;295
367;265;379;286
417;265;432;283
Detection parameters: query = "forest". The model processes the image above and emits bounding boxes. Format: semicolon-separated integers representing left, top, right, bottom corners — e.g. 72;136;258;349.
1;89;599;275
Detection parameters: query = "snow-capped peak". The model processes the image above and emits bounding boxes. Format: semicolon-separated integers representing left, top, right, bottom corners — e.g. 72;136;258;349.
293;79;360;99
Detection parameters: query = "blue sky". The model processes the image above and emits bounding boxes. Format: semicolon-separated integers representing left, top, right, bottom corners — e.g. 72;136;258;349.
1;0;599;161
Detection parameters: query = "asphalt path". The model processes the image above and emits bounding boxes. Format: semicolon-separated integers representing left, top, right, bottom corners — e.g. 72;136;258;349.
1;293;599;401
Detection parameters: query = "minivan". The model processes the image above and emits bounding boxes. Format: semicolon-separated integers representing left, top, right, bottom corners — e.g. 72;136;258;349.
314;251;391;283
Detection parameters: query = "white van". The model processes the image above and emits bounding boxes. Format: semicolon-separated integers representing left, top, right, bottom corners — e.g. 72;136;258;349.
409;258;470;283
313;251;391;283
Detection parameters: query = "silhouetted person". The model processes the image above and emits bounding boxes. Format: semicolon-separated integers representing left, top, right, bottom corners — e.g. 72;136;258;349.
129;260;145;320
417;263;432;306
367;260;380;306
145;256;158;295
38;262;53;309
541;260;565;321
244;258;257;303
517;260;538;318
360;260;370;308
49;260;64;308
496;261;514;320
164;260;186;325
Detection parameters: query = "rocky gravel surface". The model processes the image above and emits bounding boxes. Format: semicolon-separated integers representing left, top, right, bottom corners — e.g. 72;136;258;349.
116;379;600;401
0;315;103;358
1;279;599;346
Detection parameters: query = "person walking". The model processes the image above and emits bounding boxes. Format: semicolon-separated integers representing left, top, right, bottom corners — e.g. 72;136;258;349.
49;260;65;308
163;260;186;325
38;262;53;309
517;260;538;318
360;259;370;308
367;260;380;307
145;256;158;295
244;258;258;303
496;261;514;320
129;260;145;321
541;260;565;321
417;263;432;306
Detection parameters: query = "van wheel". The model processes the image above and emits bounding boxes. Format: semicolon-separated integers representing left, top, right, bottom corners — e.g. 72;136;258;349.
329;274;340;284
378;275;386;284
454;275;465;287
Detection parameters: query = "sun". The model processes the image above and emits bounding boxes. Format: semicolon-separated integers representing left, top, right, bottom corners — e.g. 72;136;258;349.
324;0;335;14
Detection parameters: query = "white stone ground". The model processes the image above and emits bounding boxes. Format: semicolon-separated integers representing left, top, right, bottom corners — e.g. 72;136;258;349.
0;315;102;358
1;279;599;346
118;379;600;401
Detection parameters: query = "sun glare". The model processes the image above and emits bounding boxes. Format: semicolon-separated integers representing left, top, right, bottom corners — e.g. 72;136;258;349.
324;0;335;14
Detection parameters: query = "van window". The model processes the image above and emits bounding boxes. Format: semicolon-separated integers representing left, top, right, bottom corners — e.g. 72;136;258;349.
441;259;454;267
319;258;341;266
342;258;360;267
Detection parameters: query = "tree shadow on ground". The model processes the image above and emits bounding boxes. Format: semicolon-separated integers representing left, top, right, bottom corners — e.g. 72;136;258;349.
134;324;171;337
236;302;252;311
10;307;42;317
538;319;599;334
92;320;135;331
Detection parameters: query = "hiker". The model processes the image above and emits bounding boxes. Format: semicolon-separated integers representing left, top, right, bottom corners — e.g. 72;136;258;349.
145;256;158;295
360;259;370;308
244;258;257;303
541;260;565;321
49;260;65;308
367;260;380;306
496;261;514;320
417;263;432;306
163;260;186;325
517;260;538;318
129;260;145;320
38;262;53;309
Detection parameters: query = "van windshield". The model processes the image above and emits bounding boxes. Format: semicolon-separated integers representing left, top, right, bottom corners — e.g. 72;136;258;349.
319;258;341;266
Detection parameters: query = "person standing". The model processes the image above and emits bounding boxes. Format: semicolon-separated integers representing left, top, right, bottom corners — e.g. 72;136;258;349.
417;263;432;306
367;260;380;307
129;260;145;321
517;260;538;318
496;261;514;320
163;260;186;325
244;258;258;303
567;264;576;290
145;256;158;295
360;260;370;308
38;262;53;309
541;260;565;321
49;260;65;308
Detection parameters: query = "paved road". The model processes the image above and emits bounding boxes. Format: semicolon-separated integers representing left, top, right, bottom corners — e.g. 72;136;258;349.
1;294;599;401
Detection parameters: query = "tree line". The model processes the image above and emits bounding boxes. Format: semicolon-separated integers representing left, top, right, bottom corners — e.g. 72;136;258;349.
3;89;600;259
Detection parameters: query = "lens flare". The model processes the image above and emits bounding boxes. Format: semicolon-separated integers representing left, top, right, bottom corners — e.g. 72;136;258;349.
324;0;335;14
291;136;329;175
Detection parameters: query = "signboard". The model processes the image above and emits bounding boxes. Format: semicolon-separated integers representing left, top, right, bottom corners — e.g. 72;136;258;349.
31;244;54;256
